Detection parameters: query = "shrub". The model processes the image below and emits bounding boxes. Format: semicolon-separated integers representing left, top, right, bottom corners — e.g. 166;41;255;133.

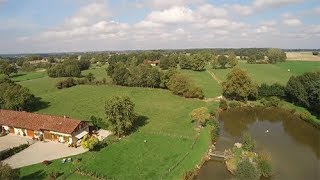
235;159;260;180
81;135;99;150
260;96;281;107
258;83;285;98
56;78;76;89
242;133;255;152
102;135;119;146
229;100;242;109
312;51;319;56
0;144;29;160
258;154;272;178
219;99;228;110
0;162;19;180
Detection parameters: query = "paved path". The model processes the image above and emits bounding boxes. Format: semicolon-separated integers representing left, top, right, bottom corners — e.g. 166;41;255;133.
3;141;87;169
0;134;34;152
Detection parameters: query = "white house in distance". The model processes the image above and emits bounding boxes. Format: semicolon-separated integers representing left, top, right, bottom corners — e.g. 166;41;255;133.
0;110;89;144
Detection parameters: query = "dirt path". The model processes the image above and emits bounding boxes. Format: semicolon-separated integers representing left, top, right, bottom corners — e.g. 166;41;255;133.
206;70;222;84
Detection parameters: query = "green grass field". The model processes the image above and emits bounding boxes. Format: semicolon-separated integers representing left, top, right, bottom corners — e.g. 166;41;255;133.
16;60;319;179
18;70;214;179
181;69;222;98
10;70;47;82
210;61;320;85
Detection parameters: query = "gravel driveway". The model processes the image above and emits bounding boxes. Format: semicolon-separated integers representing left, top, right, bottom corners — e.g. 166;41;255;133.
3;141;87;168
0;134;34;152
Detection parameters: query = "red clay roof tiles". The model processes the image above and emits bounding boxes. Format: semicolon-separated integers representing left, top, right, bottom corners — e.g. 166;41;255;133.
0;110;81;134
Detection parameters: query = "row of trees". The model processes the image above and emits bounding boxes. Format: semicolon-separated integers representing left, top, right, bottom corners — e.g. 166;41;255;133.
47;58;90;77
221;66;319;118
107;61;204;99
0;75;39;111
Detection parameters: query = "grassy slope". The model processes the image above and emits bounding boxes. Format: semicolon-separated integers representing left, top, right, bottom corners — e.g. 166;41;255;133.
210;61;320;85
18;71;215;179
11;70;47;82
181;69;222;98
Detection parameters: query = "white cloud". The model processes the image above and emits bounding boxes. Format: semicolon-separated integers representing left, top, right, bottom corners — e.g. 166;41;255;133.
283;18;302;26
133;0;204;9
196;4;228;18
207;18;230;28
231;0;304;16
65;2;110;27
146;6;196;24
231;5;253;16
253;0;303;8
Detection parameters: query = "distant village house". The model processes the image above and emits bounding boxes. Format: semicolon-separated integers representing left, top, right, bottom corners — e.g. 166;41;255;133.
144;60;160;66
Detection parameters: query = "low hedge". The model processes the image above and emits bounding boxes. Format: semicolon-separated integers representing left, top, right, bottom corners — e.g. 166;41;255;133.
0;143;29;160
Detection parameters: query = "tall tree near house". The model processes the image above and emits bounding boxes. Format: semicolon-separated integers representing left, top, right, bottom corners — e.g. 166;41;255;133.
190;107;210;127
105;96;136;137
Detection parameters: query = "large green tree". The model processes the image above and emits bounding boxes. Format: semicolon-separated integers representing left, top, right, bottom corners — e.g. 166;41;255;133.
190;107;210;127
217;55;228;69
0;60;17;76
222;68;258;101
228;52;238;67
266;48;286;63
286;72;320;117
105;96;136;137
190;54;206;71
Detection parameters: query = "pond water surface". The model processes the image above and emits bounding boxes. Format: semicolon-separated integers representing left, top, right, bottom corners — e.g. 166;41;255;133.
197;108;320;180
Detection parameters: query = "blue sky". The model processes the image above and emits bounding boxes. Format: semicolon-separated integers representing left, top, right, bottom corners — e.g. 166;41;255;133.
0;0;319;53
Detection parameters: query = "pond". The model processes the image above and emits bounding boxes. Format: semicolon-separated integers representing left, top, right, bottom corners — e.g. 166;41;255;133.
196;107;320;180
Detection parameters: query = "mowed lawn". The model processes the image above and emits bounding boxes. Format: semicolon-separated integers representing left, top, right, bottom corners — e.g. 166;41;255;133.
181;69;222;98
18;73;214;179
210;61;320;85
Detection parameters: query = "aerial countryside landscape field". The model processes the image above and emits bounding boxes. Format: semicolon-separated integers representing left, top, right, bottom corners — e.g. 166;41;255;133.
0;0;319;180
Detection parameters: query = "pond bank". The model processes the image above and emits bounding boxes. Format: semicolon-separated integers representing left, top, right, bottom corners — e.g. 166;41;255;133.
196;107;320;180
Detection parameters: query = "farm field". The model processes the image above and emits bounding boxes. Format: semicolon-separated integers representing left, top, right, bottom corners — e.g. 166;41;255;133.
210;61;320;85
16;60;319;179
286;51;320;61
18;69;214;179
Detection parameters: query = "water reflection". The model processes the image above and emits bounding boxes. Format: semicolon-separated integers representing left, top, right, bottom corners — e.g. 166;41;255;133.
197;108;320;180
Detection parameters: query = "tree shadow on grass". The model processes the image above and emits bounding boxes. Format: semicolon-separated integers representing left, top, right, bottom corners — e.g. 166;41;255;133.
20;170;47;180
30;97;50;112
131;115;149;134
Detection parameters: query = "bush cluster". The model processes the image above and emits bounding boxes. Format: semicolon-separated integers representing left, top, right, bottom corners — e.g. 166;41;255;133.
167;73;204;99
260;96;282;107
0;143;29;160
258;83;286;98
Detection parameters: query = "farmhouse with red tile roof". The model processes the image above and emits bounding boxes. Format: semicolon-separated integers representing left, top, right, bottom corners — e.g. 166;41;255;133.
0;110;89;144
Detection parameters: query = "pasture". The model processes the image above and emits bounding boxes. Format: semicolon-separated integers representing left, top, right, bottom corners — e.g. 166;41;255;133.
18;70;214;179
17;60;319;179
210;61;320;85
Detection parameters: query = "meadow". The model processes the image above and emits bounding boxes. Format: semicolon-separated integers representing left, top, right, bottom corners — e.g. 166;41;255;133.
286;51;320;61
16;60;319;179
18;69;215;179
